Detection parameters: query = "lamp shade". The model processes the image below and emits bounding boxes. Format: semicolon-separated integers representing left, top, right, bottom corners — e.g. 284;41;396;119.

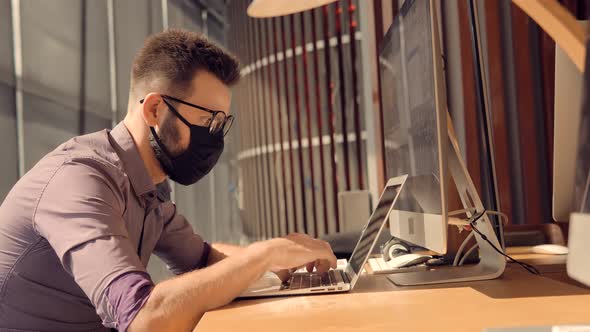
247;0;338;18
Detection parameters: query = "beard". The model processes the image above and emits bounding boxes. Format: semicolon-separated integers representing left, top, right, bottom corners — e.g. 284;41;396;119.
158;113;184;158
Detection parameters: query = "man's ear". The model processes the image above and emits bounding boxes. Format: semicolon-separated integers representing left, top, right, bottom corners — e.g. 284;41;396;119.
141;93;164;127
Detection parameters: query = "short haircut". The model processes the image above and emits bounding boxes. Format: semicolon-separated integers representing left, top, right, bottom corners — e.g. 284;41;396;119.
131;29;240;96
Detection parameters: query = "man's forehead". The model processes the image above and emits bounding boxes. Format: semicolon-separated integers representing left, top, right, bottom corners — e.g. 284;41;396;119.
184;71;232;112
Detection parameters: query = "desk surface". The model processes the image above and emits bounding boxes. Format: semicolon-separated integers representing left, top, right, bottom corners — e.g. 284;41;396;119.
195;256;590;332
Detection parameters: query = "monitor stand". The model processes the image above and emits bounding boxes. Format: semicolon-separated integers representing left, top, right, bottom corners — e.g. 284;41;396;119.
388;113;506;286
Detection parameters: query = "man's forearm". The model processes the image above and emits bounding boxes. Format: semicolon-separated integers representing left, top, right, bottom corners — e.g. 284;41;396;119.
128;242;270;332
207;242;245;265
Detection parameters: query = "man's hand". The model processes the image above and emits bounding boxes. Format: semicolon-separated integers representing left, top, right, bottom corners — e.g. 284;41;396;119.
129;233;337;331
262;233;337;282
206;236;336;282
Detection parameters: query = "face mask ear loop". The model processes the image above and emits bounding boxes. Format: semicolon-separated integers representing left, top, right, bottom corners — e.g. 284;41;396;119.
148;126;174;169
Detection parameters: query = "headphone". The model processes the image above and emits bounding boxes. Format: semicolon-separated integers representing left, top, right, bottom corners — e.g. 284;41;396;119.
381;237;411;262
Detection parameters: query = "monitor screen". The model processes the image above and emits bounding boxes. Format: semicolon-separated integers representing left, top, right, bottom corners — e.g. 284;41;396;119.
379;0;447;253
575;38;590;213
348;184;402;275
380;0;442;217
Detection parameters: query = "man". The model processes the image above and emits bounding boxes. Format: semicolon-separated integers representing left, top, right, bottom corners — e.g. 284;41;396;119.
0;29;337;331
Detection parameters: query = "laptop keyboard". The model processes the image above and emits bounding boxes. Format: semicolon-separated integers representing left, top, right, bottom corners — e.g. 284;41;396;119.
285;270;344;290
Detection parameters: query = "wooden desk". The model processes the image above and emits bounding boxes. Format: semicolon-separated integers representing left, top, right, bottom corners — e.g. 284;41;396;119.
195;258;590;332
507;247;568;268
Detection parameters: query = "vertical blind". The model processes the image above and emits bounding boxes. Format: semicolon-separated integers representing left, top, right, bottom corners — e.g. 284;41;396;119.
227;0;368;240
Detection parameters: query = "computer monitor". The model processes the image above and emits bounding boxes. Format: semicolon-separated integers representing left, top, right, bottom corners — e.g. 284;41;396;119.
380;0;448;254
545;20;590;286
552;35;585;222
378;0;505;285
566;37;590;287
575;40;590;215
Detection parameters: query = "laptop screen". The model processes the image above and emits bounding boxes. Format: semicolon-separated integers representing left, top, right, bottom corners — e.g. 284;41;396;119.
348;184;402;275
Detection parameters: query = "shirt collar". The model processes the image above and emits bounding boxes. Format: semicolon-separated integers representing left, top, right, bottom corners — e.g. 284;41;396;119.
155;180;172;202
109;122;157;198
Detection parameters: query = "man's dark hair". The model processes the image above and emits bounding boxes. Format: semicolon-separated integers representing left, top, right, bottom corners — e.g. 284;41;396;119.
131;29;240;96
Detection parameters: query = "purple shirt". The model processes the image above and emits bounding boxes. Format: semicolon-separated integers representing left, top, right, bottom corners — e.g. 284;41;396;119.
0;123;210;331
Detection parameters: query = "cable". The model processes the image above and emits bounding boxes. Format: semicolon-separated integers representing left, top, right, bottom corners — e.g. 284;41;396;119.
451;209;477;266
470;210;540;275
449;208;509;226
452;209;509;266
485;210;508;251
452;210;483;266
458;244;478;266
448;208;476;217
453;232;475;266
485;210;509;226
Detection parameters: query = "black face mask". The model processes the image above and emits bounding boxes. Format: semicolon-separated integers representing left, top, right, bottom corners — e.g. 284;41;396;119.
149;100;224;186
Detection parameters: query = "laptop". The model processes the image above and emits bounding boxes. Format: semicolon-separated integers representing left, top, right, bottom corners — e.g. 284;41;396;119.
239;175;408;298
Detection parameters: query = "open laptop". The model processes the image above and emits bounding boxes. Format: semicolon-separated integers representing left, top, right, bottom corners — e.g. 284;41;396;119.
239;175;408;298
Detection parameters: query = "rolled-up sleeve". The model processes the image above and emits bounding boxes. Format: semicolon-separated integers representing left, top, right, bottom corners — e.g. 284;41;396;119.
33;159;150;329
153;203;210;275
105;271;154;332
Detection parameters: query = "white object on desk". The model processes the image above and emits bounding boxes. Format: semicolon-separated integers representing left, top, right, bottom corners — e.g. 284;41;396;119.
338;190;371;233
568;213;590;286
367;257;389;272
367;255;430;274
552;325;590;332
531;244;569;255
388;253;432;268
485;325;590;332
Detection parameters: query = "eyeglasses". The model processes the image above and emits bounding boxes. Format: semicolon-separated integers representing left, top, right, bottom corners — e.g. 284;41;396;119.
140;94;234;137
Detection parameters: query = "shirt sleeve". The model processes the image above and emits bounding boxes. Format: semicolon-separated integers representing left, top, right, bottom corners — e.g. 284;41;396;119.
153;203;210;275
33;159;150;329
105;271;154;332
